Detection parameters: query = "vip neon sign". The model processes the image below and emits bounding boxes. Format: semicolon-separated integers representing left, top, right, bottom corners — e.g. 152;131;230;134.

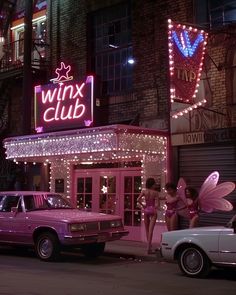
168;19;208;119
172;30;204;57
34;62;94;132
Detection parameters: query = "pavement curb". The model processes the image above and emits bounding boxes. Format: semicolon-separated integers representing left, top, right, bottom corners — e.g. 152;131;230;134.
104;248;163;262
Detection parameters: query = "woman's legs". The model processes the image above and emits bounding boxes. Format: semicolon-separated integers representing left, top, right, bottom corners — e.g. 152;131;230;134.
189;215;199;228
144;213;150;241
170;213;178;231
147;214;157;253
165;215;171;231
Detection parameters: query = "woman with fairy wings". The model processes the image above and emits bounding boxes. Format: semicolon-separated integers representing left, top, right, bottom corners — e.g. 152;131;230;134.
176;171;235;228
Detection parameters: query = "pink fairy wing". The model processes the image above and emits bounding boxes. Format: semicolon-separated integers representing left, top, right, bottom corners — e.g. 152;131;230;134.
177;177;187;203
200;198;233;213
199;182;235;201
199;171;219;198
198;182;235;212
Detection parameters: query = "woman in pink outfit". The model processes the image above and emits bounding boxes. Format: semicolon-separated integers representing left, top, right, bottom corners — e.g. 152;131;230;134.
137;178;159;254
164;183;181;231
185;187;199;228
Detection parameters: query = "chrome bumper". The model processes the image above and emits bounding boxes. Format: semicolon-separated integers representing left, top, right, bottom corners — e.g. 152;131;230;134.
63;230;129;245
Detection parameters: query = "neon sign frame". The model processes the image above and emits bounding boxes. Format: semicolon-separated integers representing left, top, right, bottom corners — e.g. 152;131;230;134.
168;19;208;119
34;63;94;132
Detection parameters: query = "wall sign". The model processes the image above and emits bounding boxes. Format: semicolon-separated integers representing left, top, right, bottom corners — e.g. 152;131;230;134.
168;19;208;119
34;62;94;132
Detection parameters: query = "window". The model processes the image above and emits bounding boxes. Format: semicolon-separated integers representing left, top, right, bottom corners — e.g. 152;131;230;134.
210;0;236;27
90;2;133;94
226;48;236;104
195;0;236;28
124;176;142;226
13;16;47;63
0;195;21;212
99;176;116;214
232;51;236;103
76;177;92;210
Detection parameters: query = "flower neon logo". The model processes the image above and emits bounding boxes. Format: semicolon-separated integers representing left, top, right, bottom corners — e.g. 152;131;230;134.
50;62;74;83
172;30;204;57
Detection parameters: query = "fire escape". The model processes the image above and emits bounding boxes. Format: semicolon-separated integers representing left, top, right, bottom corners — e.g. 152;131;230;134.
0;0;17;188
0;1;50;189
0;0;16;134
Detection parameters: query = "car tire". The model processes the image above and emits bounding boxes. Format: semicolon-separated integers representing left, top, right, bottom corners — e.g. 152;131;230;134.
178;247;211;278
35;232;61;261
81;242;105;259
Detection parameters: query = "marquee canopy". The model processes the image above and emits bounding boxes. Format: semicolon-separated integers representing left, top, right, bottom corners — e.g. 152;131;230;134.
4;125;168;163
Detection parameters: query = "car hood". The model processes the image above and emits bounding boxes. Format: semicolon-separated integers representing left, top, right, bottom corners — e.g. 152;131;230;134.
163;226;228;237
27;209;121;223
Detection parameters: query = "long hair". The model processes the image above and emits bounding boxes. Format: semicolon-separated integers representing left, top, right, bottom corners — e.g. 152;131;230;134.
145;178;156;189
185;186;198;200
165;182;177;191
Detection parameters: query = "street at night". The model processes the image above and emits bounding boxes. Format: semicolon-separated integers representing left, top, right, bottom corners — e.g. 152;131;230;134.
1;1;236;294
0;246;236;295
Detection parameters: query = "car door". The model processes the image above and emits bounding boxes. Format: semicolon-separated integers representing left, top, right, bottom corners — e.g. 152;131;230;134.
0;194;30;244
218;228;236;263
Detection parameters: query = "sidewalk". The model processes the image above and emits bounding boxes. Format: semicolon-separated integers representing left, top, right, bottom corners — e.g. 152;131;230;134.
104;239;161;261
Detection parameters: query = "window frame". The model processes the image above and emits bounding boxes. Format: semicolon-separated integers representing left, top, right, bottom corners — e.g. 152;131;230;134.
89;1;133;95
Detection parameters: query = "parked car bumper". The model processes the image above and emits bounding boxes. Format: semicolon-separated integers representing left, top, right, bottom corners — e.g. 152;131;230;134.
62;230;129;245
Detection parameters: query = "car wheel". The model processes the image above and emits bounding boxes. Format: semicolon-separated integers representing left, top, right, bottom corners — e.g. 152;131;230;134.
178;247;211;278
35;232;61;261
81;242;105;259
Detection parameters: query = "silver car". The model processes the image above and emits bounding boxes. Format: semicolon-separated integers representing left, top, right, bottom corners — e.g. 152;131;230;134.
160;215;236;277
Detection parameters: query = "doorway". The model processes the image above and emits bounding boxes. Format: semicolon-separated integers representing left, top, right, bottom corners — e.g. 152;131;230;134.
74;168;142;240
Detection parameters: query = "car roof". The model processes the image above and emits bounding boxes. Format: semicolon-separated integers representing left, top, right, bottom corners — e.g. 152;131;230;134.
0;191;55;196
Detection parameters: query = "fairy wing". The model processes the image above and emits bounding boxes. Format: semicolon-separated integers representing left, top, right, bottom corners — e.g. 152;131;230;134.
199;171;219;197
199;198;233;213
198;182;235;213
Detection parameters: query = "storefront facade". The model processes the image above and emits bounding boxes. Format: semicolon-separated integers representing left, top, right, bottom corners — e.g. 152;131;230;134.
4;125;168;241
171;128;236;226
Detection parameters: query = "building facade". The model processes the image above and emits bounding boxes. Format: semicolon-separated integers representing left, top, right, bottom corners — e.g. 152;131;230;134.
1;0;236;239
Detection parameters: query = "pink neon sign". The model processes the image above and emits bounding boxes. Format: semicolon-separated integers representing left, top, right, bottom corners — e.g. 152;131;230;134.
34;63;94;132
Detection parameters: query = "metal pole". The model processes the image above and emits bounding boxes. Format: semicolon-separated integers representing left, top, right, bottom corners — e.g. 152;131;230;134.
22;0;33;135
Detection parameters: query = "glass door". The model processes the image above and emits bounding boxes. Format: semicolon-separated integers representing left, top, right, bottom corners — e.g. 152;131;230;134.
76;176;93;211
99;175;117;214
74;168;142;241
121;170;142;240
74;170;119;214
123;175;142;227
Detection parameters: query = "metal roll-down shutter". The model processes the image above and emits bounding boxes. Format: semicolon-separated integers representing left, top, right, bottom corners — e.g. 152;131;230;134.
178;144;236;227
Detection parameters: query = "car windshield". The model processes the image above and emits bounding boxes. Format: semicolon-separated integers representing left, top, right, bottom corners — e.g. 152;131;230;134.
24;194;72;211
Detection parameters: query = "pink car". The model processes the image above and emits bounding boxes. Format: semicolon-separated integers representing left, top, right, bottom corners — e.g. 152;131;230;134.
0;191;128;261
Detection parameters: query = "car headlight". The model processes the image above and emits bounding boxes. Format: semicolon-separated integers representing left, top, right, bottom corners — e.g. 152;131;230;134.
70;223;86;232
110;219;122;228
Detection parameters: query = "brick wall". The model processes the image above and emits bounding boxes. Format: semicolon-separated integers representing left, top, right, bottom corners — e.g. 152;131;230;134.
48;0;194;129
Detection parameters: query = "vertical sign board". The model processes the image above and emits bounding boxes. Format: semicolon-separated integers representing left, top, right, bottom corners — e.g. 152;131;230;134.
168;20;208;118
34;62;94;133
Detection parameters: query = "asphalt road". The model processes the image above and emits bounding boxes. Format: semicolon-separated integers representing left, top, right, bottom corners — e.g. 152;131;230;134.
0;247;236;295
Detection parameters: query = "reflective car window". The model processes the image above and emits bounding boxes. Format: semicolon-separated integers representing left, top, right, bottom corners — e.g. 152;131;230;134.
0;195;5;211
22;194;71;211
46;194;72;208
23;195;36;211
0;195;20;212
